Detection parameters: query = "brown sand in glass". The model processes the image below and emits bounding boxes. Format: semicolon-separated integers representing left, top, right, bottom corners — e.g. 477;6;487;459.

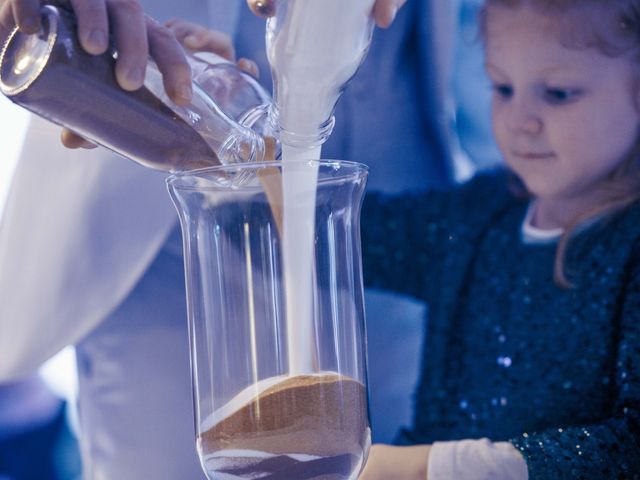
201;374;368;457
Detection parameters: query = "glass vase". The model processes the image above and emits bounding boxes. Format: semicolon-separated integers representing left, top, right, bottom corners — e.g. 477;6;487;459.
167;160;370;480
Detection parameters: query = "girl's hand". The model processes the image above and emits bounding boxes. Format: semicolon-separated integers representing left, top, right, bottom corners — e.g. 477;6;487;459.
165;18;260;80
246;0;407;28
359;444;431;480
165;18;235;61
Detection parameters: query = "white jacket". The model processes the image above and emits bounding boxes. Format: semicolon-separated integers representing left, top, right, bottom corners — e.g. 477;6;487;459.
0;118;175;380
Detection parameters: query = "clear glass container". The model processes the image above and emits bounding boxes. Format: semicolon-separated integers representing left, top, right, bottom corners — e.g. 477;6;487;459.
167;160;370;480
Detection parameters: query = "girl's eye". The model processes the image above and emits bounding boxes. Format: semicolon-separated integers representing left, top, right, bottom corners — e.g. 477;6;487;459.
543;87;581;105
492;84;513;99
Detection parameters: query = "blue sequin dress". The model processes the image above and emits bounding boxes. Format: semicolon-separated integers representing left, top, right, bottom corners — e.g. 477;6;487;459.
362;171;640;479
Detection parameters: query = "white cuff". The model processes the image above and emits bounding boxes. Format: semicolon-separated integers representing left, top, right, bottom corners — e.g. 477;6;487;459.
428;438;528;480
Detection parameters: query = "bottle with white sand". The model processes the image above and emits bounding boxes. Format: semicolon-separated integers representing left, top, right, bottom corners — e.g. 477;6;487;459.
266;0;376;376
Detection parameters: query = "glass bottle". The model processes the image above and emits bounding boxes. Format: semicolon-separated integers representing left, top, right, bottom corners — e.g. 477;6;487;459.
264;0;376;156
0;4;275;172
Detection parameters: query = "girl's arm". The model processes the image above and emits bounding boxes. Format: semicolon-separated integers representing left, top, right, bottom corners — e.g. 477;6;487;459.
361;170;513;300
509;251;640;478
361;189;444;300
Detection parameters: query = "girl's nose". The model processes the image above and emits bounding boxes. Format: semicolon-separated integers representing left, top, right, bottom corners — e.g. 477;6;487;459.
518;116;543;135
507;100;543;135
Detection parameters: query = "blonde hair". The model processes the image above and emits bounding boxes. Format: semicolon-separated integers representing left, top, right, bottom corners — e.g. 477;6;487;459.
481;0;640;288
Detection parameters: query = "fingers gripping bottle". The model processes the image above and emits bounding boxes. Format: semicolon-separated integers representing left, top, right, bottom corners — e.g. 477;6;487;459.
0;4;276;172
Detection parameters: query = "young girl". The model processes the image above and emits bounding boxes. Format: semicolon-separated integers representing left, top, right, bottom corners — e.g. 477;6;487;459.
359;1;640;479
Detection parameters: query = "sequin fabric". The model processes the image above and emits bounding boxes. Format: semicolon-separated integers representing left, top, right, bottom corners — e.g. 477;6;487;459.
361;171;640;479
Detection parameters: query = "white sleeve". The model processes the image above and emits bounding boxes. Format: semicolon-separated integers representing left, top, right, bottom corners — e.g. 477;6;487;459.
428;438;528;480
0;118;176;381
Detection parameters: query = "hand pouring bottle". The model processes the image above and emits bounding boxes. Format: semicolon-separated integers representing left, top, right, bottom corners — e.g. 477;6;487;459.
0;4;275;172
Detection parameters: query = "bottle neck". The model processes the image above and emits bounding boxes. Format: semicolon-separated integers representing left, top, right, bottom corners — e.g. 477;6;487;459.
219;127;265;163
267;104;335;150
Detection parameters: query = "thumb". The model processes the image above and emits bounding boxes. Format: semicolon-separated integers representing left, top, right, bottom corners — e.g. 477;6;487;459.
246;0;277;19
373;0;407;29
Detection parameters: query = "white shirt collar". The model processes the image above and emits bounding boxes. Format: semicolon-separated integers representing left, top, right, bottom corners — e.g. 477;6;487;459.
521;201;563;244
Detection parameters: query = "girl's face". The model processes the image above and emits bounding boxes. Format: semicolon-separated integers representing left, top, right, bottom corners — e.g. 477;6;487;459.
485;4;640;214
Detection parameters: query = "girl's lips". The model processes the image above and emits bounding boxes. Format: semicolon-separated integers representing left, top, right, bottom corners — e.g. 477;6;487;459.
511;151;555;160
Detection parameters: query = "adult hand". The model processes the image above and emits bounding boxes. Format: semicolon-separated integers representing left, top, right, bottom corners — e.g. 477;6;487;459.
1;0;191;99
64;19;261;150
0;0;193;147
246;0;407;28
358;444;431;480
372;0;408;28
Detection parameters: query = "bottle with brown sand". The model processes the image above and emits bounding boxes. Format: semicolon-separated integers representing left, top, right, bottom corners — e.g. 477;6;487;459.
0;4;273;172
